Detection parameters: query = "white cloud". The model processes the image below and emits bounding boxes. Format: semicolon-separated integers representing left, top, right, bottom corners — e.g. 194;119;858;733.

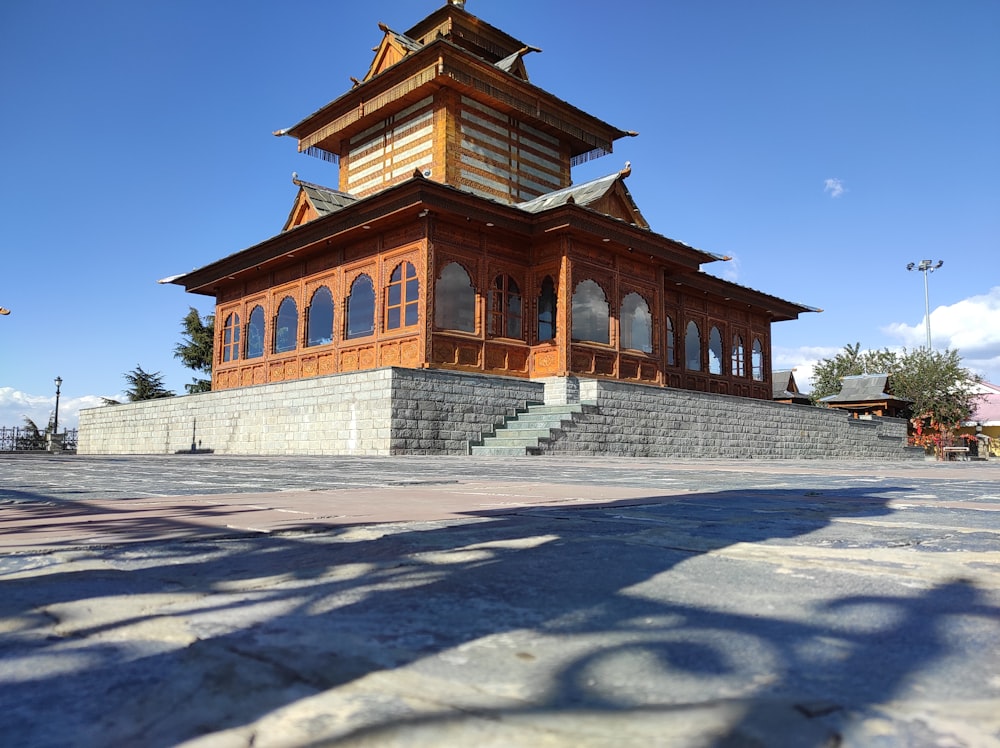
823;178;846;198
883;285;1000;383
772;345;844;393
717;254;741;283
0;388;119;431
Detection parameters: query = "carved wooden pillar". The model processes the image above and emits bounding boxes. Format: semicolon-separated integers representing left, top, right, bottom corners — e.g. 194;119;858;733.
556;239;571;376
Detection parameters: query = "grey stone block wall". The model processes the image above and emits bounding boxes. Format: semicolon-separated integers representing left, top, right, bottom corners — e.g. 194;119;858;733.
78;368;542;457
78;369;397;456
78;370;915;460
539;378;913;460
389;369;543;454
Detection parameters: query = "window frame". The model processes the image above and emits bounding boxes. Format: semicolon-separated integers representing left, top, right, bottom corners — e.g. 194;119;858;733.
536;275;557;342
306;285;335;347
245;305;265;360
434;261;477;333
222;312;241;363
732;334;746;377
751;338;765;381
488;273;523;339
665;314;676;366
685;320;702;371
385;261;419;332
708;325;724;375
273;296;299;354
620;291;653;354
571;279;610;345
345;273;376;340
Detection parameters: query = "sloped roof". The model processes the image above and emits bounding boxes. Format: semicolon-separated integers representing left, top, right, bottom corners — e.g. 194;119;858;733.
772;370;811;404
382;25;423;54
516;167;647;227
297;180;357;216
819;374;912;404
495;46;540;80
517;172;620;212
282;179;358;232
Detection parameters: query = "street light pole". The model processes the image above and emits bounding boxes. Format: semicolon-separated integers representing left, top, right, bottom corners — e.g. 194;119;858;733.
53;376;62;438
906;260;943;349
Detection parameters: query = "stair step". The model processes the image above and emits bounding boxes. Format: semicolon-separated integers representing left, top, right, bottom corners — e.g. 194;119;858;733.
469;445;534;456
489;428;555;441
471;403;589;456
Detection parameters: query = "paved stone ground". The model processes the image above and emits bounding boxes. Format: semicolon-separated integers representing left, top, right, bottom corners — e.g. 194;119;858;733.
1;454;998;747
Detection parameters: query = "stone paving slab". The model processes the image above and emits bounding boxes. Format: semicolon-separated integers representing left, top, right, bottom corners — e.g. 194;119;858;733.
1;454;999;747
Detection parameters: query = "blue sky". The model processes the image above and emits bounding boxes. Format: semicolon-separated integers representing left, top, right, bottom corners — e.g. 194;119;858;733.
2;0;998;430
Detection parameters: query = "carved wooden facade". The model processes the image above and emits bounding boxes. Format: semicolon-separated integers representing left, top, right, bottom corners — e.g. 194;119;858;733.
170;2;815;400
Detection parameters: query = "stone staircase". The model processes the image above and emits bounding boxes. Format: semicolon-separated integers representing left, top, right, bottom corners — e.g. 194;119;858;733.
469;402;592;456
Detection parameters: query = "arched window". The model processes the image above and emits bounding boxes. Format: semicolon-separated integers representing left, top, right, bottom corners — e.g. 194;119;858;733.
685;320;702;371
386;262;419;331
732;335;746;377
307;286;334;347
752;338;764;381
708;326;723;375
489;274;522;338
246;305;265;359
537;275;557;341
666;315;676;366
435;262;476;332
620;292;652;353
274;297;298;353
572;279;609;344
222;312;240;363
346;274;375;339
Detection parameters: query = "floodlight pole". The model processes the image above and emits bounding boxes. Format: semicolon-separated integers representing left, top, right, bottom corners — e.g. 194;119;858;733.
906;260;943;349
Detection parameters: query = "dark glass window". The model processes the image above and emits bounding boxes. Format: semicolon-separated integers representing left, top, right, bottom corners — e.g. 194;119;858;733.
435;262;476;332
346;274;375;339
386;262;419;331
488;274;522;339
307;286;334;347
709;326;723;375
572;279;609;344
666;315;676;366
752;338;764;381
274;297;298;353
222;313;240;363
246;306;265;359
620;292;652;353
685;320;702;371
537;275;557;341
732;335;746;377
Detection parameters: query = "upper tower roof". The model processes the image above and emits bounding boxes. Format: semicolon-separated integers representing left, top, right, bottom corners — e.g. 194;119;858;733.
277;1;635;193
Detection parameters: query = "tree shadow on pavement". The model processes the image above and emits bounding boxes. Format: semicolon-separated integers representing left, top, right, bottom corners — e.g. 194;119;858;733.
1;483;996;747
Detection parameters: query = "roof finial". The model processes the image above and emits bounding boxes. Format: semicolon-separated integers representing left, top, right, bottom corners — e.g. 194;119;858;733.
449;0;466;8
620;161;632;178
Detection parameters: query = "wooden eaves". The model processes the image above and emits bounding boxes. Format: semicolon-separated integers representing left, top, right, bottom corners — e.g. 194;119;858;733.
277;37;635;165
166;176;722;297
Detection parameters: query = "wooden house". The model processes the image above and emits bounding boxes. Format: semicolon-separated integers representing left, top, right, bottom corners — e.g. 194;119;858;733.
819;374;913;419
167;0;817;399
772;370;812;406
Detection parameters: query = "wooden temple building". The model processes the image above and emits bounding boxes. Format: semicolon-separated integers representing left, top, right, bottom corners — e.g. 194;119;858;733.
168;0;817;400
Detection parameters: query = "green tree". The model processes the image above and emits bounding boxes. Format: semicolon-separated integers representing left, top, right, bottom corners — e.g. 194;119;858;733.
890;348;982;430
809;343;899;402
16;417;46;450
121;365;174;402
811;343;983;443
174;307;214;394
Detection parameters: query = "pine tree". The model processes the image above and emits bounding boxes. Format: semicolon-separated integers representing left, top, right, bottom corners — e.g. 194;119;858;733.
174;307;214;393
122;365;174;401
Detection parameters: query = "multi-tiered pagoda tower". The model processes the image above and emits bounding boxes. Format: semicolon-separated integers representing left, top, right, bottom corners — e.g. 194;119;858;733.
170;0;815;400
